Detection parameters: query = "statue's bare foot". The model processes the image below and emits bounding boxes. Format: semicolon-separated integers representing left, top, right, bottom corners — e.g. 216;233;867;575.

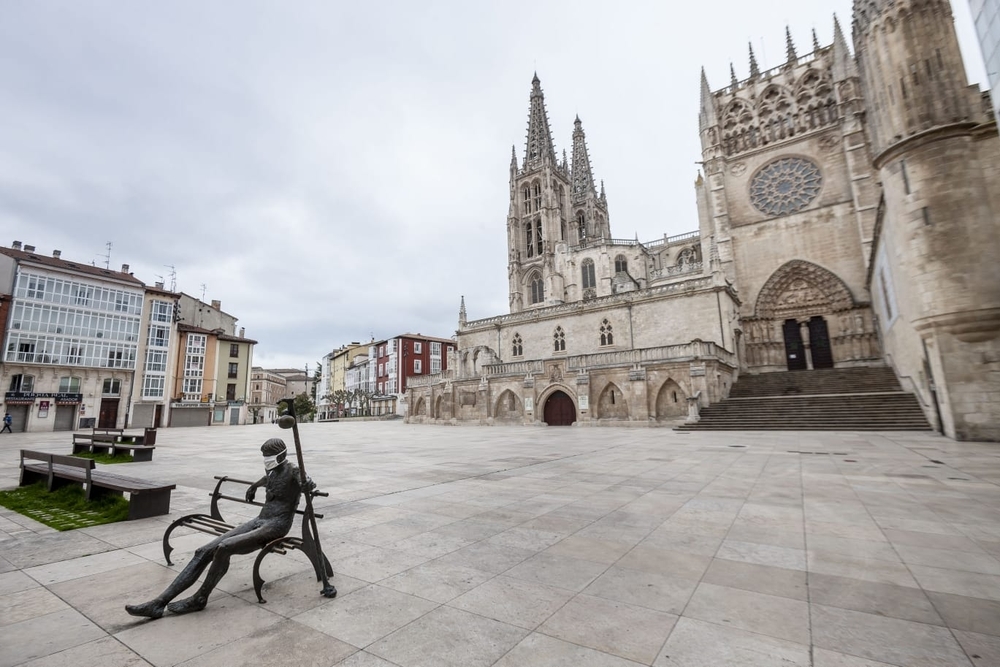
125;600;165;619
166;595;207;615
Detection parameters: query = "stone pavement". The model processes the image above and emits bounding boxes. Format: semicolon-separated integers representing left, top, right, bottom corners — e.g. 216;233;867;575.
1;422;999;667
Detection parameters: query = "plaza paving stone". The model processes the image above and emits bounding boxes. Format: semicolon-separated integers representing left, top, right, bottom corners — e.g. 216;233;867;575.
0;422;998;666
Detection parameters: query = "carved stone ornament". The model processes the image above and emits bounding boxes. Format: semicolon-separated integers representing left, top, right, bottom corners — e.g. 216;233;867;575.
729;162;747;176
818;134;841;152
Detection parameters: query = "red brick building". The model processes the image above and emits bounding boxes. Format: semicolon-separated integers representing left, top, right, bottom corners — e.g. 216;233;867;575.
371;334;454;416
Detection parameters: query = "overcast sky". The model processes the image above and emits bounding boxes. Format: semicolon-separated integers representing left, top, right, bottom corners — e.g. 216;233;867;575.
0;1;988;371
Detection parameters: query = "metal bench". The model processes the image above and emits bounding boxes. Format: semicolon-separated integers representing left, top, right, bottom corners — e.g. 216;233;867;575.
19;450;175;520
161;476;333;603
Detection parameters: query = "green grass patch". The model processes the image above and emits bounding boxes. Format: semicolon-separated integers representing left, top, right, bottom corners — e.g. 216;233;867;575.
72;451;133;464
0;482;130;531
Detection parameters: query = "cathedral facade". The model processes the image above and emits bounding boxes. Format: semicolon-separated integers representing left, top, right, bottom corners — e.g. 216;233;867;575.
407;1;1000;440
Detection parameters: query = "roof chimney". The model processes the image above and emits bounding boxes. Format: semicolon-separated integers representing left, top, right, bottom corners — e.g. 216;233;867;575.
239;327;245;338
24;245;35;253
12;241;21;250
211;300;221;310
121;263;129;273
52;250;61;259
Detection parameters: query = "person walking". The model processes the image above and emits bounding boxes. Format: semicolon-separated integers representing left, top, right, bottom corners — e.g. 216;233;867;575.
1;413;12;433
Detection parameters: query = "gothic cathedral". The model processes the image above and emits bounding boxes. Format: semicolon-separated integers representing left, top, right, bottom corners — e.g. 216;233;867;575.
407;1;1000;441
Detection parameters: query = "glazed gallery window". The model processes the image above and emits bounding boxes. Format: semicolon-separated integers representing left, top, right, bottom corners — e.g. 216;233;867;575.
512;333;523;357
150;300;173;323
582;259;596;289
142;375;165;399
530;275;544;304
600;319;614;346
553;326;566;352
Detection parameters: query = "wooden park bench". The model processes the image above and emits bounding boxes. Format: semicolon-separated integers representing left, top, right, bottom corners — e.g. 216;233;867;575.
71;433;156;462
161;476;333;603
19;450;175;520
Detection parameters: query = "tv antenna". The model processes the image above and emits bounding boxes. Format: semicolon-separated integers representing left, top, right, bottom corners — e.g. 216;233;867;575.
200;283;207;301
101;241;113;269
164;265;177;292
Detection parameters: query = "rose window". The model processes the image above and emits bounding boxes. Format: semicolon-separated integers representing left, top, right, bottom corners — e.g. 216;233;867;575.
749;157;822;216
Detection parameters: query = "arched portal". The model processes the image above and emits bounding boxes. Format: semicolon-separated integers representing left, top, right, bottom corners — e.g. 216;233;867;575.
746;260;875;371
413;397;426;416
433;395;445;420
543;391;576;426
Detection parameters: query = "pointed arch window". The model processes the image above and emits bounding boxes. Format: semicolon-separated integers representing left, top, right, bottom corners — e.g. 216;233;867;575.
614;255;628;273
533;182;542;212
522;186;531;215
553;326;566;352
535;219;543;256
525;222;534;258
600;319;614;346
577;211;586;242
529;274;544;304
512;333;523;357
582;259;596;289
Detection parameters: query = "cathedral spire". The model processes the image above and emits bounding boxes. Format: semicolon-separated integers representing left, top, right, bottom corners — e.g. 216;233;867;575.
571;115;597;199
785;26;797;63
831;14;858;80
730;63;738;87
748;42;760;78
523;73;557;168
699;67;718;130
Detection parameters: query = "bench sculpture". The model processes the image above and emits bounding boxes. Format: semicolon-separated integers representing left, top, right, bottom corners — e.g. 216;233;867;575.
160;474;333;603
19;450;175;520
127;399;336;619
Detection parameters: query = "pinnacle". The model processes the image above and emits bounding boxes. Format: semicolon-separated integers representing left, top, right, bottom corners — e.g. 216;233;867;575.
748;42;760;77
730;63;738;86
812;27;820;51
785;26;797;63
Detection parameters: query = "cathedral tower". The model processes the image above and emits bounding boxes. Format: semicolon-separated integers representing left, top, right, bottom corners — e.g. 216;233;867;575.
507;75;610;313
853;0;1000;440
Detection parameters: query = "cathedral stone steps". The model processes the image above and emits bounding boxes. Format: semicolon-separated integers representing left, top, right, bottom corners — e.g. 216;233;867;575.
727;367;902;397
679;367;932;431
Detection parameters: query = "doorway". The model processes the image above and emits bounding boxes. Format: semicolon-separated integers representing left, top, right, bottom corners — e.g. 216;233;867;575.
783;320;807;370
543;391;576;426
99;399;119;429
808;316;834;369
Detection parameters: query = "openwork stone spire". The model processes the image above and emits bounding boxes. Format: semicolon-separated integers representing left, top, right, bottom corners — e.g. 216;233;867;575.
523;73;557;169
748;43;760;78
571;115;597;199
785;26;797;63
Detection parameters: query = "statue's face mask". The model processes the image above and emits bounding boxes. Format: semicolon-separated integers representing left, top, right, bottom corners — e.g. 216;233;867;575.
264;451;286;471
